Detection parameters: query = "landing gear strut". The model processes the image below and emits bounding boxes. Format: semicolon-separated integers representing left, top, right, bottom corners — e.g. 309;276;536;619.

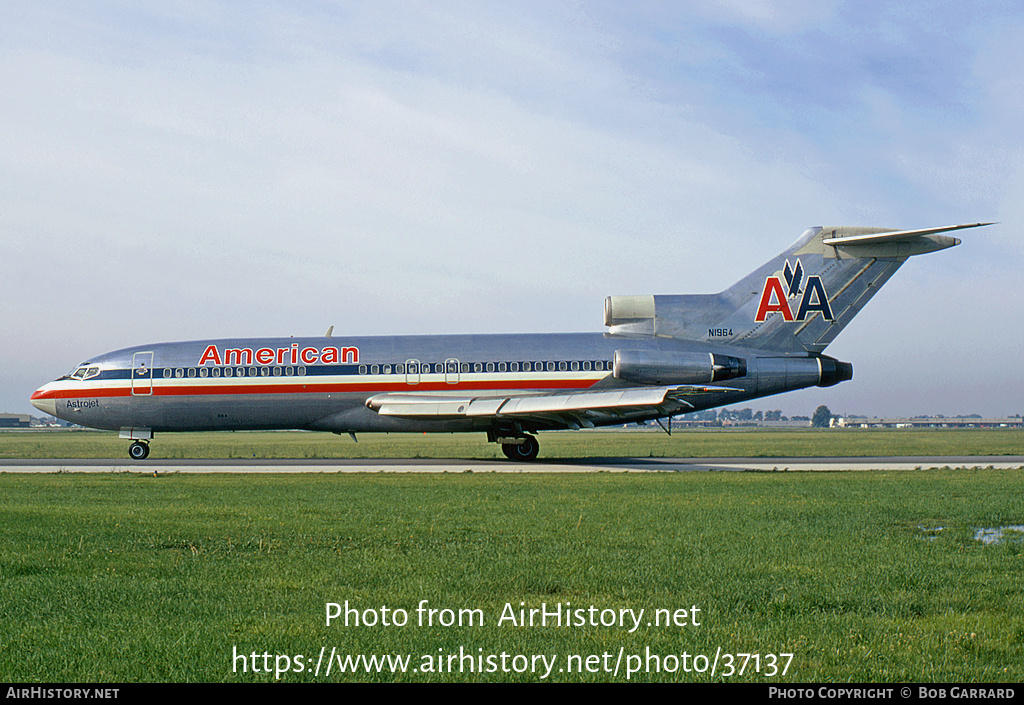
128;441;150;460
499;435;540;462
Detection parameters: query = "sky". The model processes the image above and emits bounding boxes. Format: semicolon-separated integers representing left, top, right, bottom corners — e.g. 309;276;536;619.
2;1;1022;418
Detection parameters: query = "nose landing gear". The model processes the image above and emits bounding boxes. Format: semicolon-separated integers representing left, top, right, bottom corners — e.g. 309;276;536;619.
128;441;150;460
119;428;153;460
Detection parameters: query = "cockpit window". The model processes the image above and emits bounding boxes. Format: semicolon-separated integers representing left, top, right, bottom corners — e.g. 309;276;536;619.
69;366;101;380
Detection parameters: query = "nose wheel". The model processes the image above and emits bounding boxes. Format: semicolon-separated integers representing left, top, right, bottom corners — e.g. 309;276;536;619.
128;441;151;460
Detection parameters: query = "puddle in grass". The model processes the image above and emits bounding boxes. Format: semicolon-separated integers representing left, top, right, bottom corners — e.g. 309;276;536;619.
973;525;1024;545
916;524;1024;544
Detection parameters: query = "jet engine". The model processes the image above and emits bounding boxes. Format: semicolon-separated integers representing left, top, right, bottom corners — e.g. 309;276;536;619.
613;350;746;386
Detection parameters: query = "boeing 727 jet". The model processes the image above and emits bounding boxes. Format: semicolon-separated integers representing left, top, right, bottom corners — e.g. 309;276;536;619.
31;223;989;460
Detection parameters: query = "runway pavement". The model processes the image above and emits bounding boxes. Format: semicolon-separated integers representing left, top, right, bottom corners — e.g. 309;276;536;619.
2;456;1022;473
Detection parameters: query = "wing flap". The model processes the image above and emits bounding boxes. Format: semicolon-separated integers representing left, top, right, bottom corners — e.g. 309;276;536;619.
367;395;473;418
499;387;668;414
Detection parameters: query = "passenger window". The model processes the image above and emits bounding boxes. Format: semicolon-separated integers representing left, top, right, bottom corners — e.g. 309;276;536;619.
175;369;184;378
212;368;220;378
511;362;519;372
359;365;367;375
163;369;172;378
558;361;567;371
486;362;494;372
187;368;196;378
298;366;306;376
371;364;379;374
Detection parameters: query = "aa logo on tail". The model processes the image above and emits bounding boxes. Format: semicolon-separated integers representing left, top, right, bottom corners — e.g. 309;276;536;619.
755;259;834;323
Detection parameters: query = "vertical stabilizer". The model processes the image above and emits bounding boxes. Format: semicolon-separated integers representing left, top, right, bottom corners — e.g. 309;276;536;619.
606;223;989;354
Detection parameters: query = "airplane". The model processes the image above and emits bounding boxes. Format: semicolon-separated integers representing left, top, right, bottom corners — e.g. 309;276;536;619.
31;222;990;461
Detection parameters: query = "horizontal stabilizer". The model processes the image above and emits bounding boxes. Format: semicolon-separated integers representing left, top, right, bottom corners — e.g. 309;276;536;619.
821;222;993;246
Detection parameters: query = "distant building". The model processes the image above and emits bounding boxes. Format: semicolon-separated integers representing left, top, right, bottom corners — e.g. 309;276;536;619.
0;414;31;428
759;419;812;428
831;417;1023;429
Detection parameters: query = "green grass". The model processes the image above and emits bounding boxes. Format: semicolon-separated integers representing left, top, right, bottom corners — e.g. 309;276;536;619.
2;471;1023;682
2;427;1022;459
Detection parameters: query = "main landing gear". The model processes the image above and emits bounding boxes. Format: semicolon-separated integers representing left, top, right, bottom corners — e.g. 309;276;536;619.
128;441;150;460
499;435;540;462
488;427;541;461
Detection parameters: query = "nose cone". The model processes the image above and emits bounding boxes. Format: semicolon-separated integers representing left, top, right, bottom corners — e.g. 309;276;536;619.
30;387;57;417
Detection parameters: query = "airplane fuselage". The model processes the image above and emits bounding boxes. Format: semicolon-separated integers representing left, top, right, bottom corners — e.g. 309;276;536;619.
32;332;834;436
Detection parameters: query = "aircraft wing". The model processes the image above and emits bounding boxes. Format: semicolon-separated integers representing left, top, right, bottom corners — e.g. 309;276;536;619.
365;385;737;429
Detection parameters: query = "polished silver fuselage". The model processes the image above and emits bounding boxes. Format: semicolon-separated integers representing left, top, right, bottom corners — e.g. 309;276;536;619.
32;332;822;434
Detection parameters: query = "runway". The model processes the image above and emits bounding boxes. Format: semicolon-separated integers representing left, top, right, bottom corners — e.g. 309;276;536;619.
2;456;1023;473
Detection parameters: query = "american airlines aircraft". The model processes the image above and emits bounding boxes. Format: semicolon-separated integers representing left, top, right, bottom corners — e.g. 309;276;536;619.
31;223;989;461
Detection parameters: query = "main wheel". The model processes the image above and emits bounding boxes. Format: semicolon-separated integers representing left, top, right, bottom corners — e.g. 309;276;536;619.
128;441;150;460
503;435;539;462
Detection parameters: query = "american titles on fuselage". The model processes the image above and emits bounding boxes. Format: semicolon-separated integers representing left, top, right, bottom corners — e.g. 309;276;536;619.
197;344;359;367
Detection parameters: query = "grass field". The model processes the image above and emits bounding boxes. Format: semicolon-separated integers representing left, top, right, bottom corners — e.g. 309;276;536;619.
2;469;1023;682
2;426;1023;459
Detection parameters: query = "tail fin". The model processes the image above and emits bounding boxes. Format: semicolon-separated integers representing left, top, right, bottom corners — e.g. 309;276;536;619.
605;223;991;353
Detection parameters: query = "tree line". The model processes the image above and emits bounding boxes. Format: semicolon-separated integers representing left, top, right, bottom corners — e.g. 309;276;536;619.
680;405;834;427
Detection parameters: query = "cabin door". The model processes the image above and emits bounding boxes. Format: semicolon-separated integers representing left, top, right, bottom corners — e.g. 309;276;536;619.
404;359;421;385
131;351;154;396
445;358;460;385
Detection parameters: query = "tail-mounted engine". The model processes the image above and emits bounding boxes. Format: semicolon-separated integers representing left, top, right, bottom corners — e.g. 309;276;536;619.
613;350;746;386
